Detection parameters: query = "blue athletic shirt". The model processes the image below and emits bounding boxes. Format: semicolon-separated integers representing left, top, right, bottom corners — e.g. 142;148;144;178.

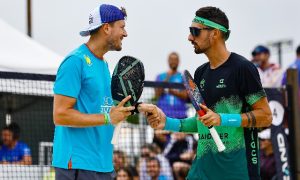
0;142;31;162
156;72;187;118
52;44;114;172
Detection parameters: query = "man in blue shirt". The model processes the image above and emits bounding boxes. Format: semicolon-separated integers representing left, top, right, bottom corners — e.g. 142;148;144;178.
52;4;135;180
0;122;32;165
155;52;188;119
146;157;169;180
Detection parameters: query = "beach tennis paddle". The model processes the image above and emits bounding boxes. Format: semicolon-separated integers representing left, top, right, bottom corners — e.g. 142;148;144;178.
182;70;226;152
111;56;145;145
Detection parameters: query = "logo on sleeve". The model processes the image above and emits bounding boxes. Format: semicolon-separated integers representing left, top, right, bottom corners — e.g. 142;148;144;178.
200;79;205;88
84;55;92;66
216;79;226;88
199;79;205;91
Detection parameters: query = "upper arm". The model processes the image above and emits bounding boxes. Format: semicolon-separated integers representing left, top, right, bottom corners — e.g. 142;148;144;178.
53;95;76;120
54;94;77;111
251;97;271;115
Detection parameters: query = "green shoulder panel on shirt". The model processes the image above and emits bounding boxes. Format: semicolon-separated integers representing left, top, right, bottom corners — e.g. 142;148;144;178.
245;89;266;105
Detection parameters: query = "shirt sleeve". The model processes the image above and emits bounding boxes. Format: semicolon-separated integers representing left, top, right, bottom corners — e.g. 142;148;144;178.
238;62;266;106
180;116;198;133
21;144;31;156
156;74;162;82
53;55;82;98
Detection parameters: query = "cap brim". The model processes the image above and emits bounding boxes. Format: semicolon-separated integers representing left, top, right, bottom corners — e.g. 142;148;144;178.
79;25;102;37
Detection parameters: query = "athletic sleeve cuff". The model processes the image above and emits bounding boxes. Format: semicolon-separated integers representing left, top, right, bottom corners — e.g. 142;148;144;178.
164;117;181;132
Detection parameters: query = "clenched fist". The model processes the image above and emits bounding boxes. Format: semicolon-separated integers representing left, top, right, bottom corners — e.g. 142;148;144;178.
138;103;166;129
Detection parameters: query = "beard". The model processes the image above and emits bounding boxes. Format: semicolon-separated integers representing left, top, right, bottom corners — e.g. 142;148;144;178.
108;38;122;51
192;36;211;54
193;42;209;54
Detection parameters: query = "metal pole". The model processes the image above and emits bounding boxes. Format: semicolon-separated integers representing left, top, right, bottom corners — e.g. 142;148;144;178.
27;0;32;37
278;42;282;67
287;69;300;180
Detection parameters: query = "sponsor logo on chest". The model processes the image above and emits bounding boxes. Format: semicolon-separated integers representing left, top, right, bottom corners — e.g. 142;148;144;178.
216;78;227;89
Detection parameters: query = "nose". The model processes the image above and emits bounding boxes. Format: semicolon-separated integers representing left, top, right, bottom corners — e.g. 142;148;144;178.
123;29;128;37
188;34;194;42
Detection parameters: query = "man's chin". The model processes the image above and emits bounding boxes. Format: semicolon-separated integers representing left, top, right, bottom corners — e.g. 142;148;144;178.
194;49;201;54
111;46;122;51
194;48;205;54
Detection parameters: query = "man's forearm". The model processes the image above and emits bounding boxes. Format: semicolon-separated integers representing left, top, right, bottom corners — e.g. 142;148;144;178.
164;116;198;133
218;97;272;128
241;109;272;128
54;108;107;127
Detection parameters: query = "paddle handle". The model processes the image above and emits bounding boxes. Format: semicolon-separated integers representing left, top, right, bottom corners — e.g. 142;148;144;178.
111;122;122;145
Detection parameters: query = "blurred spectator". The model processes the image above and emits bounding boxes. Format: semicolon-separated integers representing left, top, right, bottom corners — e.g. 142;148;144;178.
113;150;138;180
163;133;195;166
116;167;134;180
282;45;300;96
155;52;188;119
252;45;283;87
139;144;173;180
114;150;127;171
154;52;189;155
172;163;190;180
146;157;168;180
259;128;276;180
152;130;169;152
0;122;32;165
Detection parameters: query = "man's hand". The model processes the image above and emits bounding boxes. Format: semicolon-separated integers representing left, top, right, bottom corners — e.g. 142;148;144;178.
198;104;221;127
180;151;195;161
138;103;166;129
110;96;135;125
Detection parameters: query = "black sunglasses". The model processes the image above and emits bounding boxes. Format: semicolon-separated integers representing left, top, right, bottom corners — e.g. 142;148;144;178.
189;27;212;37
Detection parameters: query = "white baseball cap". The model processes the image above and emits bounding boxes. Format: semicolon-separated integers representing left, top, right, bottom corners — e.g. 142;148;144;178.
80;4;126;36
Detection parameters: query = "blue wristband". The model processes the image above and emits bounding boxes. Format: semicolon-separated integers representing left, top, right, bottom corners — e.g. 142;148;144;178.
219;113;242;127
164;117;181;132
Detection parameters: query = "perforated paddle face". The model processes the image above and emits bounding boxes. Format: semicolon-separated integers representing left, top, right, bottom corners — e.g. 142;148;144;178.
182;70;205;111
111;56;145;107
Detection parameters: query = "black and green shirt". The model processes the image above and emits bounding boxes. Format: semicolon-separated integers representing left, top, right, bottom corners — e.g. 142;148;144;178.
181;53;266;180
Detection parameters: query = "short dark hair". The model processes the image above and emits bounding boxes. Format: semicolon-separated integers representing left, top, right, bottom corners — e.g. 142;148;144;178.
146;157;160;168
89;27;100;36
117;167;133;180
114;150;126;162
169;52;179;59
296;45;300;56
196;6;230;40
3;122;21;140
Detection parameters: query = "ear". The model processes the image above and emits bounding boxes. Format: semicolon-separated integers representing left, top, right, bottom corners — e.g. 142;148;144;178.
213;29;220;40
102;23;111;35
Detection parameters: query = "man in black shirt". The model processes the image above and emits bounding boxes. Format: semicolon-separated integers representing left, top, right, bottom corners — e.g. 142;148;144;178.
139;6;272;179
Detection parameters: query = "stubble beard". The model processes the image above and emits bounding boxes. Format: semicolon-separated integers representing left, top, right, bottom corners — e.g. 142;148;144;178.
108;38;122;51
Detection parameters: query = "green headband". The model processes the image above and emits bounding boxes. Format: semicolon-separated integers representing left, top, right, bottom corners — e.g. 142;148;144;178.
193;16;228;33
